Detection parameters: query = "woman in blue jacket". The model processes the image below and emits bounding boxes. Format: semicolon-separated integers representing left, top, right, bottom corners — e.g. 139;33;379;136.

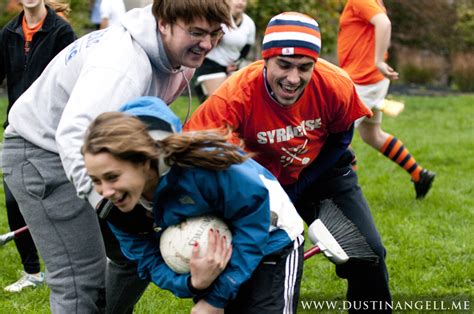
81;96;305;313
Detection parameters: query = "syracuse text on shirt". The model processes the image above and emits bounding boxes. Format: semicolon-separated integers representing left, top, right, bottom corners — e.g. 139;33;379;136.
256;118;322;144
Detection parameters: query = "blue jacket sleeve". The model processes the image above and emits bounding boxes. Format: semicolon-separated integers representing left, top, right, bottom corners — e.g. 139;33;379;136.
284;124;354;202
199;166;271;308
107;223;192;298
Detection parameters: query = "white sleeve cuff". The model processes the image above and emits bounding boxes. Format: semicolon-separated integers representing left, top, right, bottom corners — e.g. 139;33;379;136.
87;189;103;209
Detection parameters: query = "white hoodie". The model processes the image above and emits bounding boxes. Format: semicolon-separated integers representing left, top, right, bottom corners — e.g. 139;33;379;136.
5;5;195;206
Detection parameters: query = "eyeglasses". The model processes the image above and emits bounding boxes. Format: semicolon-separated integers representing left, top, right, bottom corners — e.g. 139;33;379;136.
174;23;224;43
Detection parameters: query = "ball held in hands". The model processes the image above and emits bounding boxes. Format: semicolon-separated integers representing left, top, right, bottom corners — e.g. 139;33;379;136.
160;215;232;274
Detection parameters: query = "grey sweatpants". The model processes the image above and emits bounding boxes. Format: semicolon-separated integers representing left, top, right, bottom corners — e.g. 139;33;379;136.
2;137;148;313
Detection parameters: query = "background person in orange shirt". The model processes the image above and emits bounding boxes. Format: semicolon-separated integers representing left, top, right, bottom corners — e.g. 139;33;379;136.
338;0;435;199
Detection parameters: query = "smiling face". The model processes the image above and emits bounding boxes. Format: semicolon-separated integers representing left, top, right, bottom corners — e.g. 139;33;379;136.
159;17;223;68
264;55;316;107
84;152;155;212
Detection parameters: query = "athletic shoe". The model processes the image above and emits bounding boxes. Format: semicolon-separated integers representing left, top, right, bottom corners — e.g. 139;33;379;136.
414;169;436;199
4;271;44;293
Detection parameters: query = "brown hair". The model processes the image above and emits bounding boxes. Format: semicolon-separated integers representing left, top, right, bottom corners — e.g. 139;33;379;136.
82;112;248;171
152;0;232;27
46;0;71;18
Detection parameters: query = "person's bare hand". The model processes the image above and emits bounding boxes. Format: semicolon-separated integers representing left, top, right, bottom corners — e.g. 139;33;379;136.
189;228;232;290
191;299;224;314
226;64;238;74
376;61;399;80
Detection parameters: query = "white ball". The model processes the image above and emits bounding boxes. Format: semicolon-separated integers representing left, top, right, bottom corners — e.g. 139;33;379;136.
159;215;232;274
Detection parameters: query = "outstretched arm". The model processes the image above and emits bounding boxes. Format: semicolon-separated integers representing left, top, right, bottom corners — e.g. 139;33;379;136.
371;13;399;80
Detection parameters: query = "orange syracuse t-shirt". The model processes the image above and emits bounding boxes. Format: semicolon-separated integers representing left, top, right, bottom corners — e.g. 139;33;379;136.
185;59;371;185
338;0;386;85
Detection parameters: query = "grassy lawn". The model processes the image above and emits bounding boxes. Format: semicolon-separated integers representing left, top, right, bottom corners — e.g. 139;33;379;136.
0;94;472;313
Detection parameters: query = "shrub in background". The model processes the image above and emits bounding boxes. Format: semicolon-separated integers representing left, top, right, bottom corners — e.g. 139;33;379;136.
396;47;446;85
68;0;93;37
0;0;19;27
451;52;474;92
399;64;435;85
246;0;346;56
453;0;474;51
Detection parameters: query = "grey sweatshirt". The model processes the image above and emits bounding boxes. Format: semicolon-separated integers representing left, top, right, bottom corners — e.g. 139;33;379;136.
5;5;195;206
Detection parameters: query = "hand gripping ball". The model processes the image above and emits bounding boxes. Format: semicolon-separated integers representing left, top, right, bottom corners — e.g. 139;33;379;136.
159;215;232;274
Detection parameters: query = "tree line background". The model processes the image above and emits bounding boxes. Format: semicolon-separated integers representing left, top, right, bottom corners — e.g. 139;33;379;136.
1;0;473;91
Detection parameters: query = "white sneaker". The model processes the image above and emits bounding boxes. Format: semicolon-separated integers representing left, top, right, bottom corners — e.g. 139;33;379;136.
4;271;45;293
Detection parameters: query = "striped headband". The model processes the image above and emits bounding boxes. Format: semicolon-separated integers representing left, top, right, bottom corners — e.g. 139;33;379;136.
262;12;321;61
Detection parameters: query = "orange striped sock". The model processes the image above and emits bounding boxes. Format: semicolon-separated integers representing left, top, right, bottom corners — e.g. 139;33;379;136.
380;135;422;181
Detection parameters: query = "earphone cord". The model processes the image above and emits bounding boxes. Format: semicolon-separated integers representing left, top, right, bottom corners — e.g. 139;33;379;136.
182;71;192;126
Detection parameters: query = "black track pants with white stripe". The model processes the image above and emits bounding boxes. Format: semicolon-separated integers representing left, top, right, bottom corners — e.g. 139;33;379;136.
226;234;305;314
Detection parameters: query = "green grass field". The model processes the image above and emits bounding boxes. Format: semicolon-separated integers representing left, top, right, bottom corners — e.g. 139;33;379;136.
0;94;472;313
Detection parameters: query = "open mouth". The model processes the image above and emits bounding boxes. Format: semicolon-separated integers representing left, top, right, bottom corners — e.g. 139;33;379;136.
112;193;128;207
279;83;299;98
190;46;205;57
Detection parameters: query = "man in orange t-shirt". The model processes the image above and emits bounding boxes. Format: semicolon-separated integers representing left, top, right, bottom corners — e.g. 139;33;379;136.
186;12;392;308
338;0;435;199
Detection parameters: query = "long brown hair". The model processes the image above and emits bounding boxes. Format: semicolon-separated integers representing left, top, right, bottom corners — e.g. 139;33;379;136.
82;112;248;171
152;0;232;27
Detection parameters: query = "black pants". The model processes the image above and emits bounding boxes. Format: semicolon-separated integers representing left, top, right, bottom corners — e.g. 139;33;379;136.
100;219;150;314
226;237;305;314
295;162;391;312
4;180;40;274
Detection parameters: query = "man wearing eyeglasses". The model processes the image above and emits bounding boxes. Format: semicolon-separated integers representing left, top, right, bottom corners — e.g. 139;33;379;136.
2;1;231;313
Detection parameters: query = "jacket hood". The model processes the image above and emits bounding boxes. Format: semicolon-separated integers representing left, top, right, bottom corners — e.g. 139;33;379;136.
120;96;181;177
120;96;182;136
120;5;182;75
